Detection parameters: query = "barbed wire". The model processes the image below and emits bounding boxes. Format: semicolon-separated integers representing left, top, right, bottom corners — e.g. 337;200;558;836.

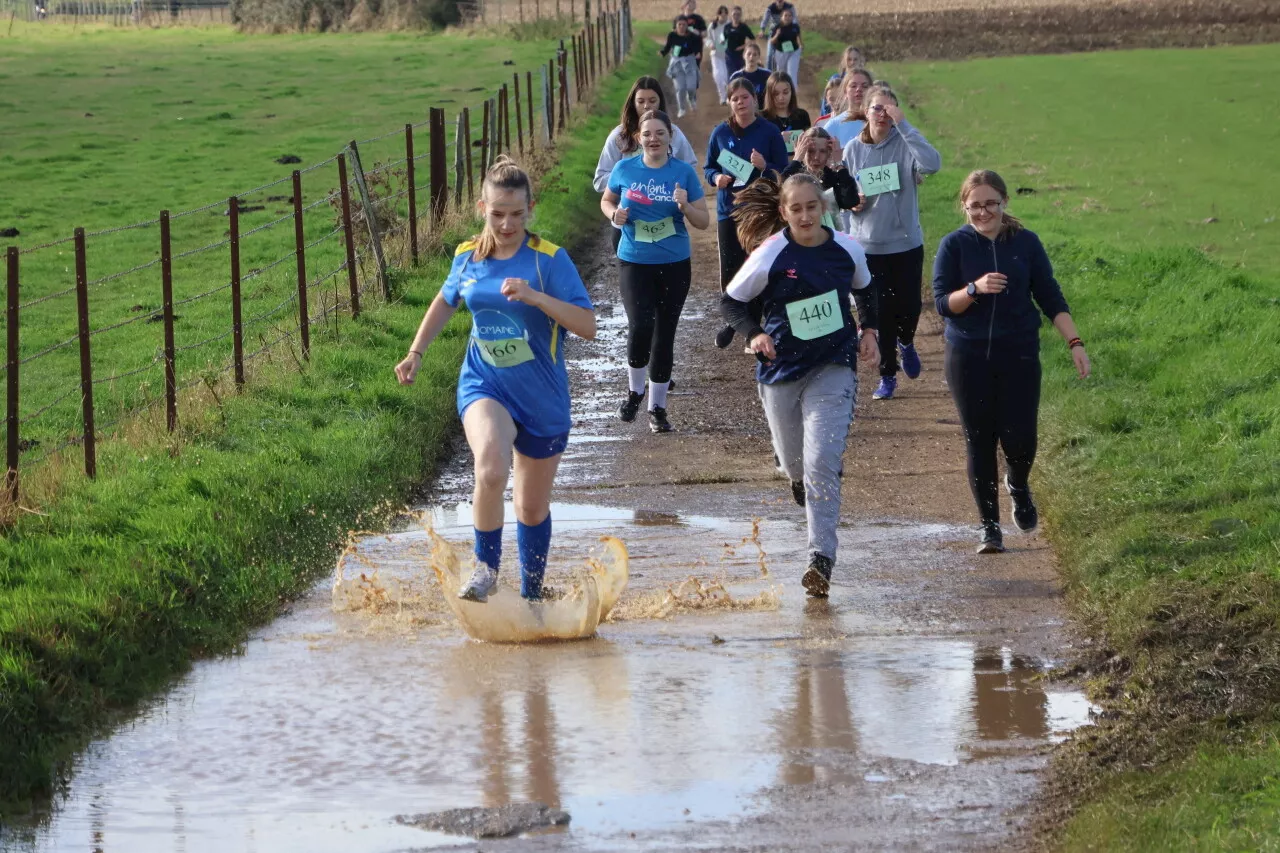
16;235;76;256
86;256;163;289
243;290;297;327
174;236;231;261
175;329;234;354
89;308;161;338
363;157;410;178
302;226;343;253
173;280;233;308
299;154;340;175
355;126;408;146
18;385;83;427
18;284;77;311
18;333;79;367
171;198;227;220
19;433;83;472
92;354;162;386
239;211;295;240
302;189;342;214
235;173;294;199
83;217;160;239
240;252;294;283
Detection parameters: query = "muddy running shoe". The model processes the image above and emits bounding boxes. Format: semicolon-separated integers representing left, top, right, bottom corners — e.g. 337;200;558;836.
617;391;644;423
649;407;673;433
1006;475;1039;532
802;553;833;598
872;376;897;400
790;479;806;507
459;562;499;603
977;521;1005;554
899;342;921;379
715;324;736;349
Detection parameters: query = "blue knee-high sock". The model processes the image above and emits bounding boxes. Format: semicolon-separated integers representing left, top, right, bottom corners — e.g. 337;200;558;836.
517;514;552;600
474;526;502;572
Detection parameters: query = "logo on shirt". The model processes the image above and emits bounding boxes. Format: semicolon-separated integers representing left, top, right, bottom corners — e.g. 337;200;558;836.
459;277;478;294
471;309;527;342
625;179;673;203
786;268;798;279
625;188;654;205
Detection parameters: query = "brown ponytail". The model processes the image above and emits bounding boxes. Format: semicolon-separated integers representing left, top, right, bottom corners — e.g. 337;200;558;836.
472;155;539;261
731;172;825;253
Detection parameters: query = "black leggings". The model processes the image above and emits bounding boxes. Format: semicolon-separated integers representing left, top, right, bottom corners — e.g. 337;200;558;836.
944;339;1042;525
619;259;691;384
717;217;748;291
866;245;924;378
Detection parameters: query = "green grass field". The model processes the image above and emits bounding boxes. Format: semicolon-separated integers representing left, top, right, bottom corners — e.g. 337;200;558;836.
876;44;1280;848
0;21;648;808
1;23;568;464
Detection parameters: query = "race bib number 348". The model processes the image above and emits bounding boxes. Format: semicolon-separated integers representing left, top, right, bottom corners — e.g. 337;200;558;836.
475;336;534;368
785;290;844;340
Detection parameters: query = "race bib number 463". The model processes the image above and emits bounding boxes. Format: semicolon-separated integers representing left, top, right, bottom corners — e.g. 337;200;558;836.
785;290;844;340
634;216;676;243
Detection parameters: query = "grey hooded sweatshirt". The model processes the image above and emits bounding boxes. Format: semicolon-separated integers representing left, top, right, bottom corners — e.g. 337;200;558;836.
842;120;941;256
592;124;699;192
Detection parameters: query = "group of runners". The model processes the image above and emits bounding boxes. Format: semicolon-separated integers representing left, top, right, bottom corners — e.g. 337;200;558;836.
395;24;1093;606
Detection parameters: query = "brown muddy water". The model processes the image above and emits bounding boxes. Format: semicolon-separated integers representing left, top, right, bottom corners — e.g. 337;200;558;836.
5;502;1093;853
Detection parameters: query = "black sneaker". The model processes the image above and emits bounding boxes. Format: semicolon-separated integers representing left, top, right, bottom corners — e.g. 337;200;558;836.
1005;476;1039;532
790;479;806;507
802;553;833;598
714;325;735;349
617;391;644;423
649;407;673;433
977;521;1005;554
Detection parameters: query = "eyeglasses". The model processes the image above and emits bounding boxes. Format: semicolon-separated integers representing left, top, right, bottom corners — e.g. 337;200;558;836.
964;200;1003;214
866;104;886;113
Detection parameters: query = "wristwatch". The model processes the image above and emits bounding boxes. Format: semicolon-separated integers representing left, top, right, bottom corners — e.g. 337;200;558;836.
966;281;978;298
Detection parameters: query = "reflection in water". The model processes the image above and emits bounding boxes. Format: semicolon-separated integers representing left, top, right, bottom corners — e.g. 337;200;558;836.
972;648;1049;743
779;647;858;786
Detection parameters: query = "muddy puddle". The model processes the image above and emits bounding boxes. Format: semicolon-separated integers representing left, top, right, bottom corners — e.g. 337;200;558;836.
6;502;1094;853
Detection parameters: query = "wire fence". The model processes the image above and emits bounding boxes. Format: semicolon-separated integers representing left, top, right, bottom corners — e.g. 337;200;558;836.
0;1;634;508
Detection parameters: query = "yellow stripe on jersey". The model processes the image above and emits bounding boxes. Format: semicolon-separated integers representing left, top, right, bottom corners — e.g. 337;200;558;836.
454;239;478;256
529;236;560;257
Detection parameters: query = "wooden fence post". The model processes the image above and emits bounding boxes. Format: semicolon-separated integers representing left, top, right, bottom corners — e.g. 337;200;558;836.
559;48;570;126
453;113;465;210
5;247;18;505
229;196;246;383
335;158;360;319
291;170;311;359
429;108;447;228
480;99;492;175
502;86;511;154
159;210;177;432
405;123;419;266
526;70;535;146
462;107;474;201
514;73;524;155
73;228;96;479
347;141;390;299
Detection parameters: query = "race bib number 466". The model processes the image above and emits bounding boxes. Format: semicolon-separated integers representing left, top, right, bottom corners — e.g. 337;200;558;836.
475;336;534;368
785;290;844;340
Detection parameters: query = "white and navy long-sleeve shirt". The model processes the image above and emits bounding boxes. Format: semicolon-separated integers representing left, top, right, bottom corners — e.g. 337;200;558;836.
723;227;876;384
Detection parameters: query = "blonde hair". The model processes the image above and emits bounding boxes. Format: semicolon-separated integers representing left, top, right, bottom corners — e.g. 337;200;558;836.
822;79;844;115
731;172;825;253
842;69;874;121
959;169;1024;238
857;81;897;143
472;155;539;261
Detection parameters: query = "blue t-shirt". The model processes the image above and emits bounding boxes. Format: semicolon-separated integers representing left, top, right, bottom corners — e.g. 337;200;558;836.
440;236;593;436
607;155;704;265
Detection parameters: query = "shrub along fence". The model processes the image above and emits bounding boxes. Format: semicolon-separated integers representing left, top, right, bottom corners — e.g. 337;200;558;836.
2;1;632;510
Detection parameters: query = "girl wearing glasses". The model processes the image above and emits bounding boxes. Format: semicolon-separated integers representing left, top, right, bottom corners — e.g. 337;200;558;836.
932;169;1091;554
843;81;940;401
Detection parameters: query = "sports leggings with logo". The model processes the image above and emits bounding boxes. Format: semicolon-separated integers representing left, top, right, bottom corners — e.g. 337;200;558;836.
619;259;692;385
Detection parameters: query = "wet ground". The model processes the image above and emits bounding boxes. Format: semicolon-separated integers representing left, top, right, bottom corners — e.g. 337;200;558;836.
3;61;1093;853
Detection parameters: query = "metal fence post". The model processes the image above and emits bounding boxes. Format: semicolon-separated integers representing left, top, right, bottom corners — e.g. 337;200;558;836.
336;157;360;319
405;123;419;266
229;196;246;385
5;247;18;505
159;210;177;432
291;170;311;359
73;228;96;479
429;108;447;228
347;141;389;300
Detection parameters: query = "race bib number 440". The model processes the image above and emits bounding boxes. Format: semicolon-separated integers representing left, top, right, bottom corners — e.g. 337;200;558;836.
785;290;844;340
475;336;534;368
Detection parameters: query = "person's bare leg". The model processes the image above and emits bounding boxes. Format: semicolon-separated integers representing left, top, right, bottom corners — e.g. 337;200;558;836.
459;399;517;601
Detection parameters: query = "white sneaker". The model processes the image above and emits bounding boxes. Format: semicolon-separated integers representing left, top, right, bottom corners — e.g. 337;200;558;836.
677;107;686;118
458;562;499;603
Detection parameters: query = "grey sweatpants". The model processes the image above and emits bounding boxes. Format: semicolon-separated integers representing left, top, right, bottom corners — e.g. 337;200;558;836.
667;56;699;109
758;363;856;560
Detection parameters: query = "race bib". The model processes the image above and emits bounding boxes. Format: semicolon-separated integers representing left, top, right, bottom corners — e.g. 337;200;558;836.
783;129;804;153
475;336;534;368
781;41;796;53
856;162;901;196
717;36;726;48
634;216;676;243
785;289;844;340
672;45;682;56
717;148;755;187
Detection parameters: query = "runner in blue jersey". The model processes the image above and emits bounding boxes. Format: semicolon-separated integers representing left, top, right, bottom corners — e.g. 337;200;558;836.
720;173;879;598
395;156;597;604
602;109;710;433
